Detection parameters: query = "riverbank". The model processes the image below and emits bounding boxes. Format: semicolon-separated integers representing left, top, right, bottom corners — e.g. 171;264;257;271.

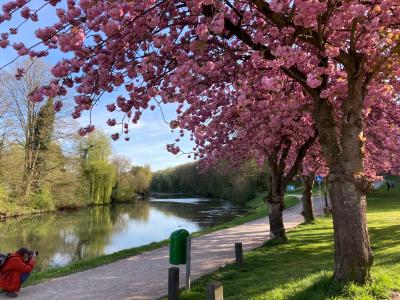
177;181;400;299
0;195;146;220
25;194;299;286
0;201;56;220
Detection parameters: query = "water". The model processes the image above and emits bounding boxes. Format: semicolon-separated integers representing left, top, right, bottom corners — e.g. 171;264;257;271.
0;197;248;271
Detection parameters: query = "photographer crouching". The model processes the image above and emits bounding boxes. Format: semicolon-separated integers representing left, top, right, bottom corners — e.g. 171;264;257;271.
0;248;37;298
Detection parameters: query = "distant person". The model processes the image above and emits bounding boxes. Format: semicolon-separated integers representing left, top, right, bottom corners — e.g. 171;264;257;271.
387;180;391;191
0;248;37;298
390;180;395;189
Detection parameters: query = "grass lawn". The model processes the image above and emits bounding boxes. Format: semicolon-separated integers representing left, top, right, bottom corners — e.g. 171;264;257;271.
178;181;400;300
26;194;299;286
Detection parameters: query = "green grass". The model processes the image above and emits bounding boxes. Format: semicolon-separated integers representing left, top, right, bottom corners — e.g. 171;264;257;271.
177;180;400;300
26;194;299;285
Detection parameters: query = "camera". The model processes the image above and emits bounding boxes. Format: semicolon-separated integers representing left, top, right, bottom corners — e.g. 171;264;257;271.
30;250;39;256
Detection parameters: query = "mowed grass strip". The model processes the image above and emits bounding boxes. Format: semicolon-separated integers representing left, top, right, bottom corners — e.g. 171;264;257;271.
178;181;400;300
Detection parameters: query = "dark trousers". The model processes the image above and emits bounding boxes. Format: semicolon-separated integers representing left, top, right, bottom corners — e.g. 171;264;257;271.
20;272;30;284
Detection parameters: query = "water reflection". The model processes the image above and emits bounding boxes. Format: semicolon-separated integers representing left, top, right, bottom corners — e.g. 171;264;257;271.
0;198;247;271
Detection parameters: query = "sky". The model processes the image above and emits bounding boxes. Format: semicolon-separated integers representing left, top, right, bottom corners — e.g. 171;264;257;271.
0;0;195;171
80;102;195;171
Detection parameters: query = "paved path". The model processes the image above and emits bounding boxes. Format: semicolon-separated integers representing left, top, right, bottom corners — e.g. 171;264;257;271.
7;196;323;300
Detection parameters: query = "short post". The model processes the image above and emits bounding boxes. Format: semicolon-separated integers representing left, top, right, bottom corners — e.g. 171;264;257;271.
324;191;328;209
186;236;191;290
235;242;243;264
318;181;323;212
323;179;332;214
206;281;224;300
168;267;179;300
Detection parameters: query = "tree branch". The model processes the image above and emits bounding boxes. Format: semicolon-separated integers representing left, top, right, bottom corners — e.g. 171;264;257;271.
284;131;318;185
250;0;322;49
223;17;310;88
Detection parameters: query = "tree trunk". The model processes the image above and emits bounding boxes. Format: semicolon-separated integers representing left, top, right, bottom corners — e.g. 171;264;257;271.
22;146;34;198
264;134;315;241
22;172;32;199
22;101;35;198
313;54;373;283
300;174;314;223
267;194;286;240
265;168;287;241
330;178;372;283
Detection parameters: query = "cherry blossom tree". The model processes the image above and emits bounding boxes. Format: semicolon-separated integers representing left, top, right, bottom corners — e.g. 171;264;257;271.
1;0;400;283
173;77;400;229
170;78;317;240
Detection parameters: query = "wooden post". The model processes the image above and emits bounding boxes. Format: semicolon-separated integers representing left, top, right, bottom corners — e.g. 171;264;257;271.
324;191;331;215
235;242;243;264
323;179;332;214
206;281;224;300
324;179;329;210
168;267;179;300
186;236;191;290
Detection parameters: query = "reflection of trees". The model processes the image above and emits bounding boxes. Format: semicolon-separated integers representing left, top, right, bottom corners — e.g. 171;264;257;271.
0;214;67;271
0;202;155;271
0;205;130;271
0;200;248;272
67;203;151;260
127;201;150;222
70;206;114;260
109;201;150;223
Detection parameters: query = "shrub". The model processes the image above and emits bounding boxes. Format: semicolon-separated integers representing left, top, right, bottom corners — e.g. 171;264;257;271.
31;186;56;211
0;184;34;217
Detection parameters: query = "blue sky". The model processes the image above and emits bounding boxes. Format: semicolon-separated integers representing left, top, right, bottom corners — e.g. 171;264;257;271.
80;102;195;171
0;0;194;171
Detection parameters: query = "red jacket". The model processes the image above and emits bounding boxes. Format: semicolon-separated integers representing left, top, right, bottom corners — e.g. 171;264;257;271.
0;252;35;292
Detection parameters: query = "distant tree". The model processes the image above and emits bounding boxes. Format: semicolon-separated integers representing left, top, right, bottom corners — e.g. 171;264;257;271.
80;132;116;205
0;60;72;198
111;155;135;201
112;155;132;183
131;165;152;196
151;161;262;203
28;98;55;192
